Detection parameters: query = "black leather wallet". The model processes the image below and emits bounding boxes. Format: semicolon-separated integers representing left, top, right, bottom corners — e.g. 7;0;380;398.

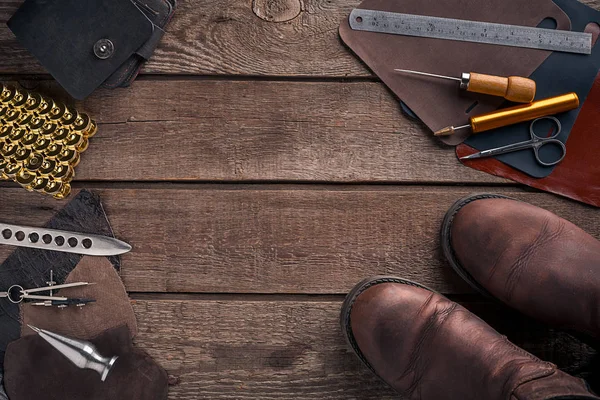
7;0;176;100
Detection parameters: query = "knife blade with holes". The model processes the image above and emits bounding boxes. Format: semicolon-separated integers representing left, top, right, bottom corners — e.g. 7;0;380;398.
0;223;131;256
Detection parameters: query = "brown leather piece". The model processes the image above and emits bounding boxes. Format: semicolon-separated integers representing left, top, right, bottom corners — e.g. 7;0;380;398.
339;0;570;145
21;256;137;339
457;73;600;207
450;198;600;339
4;325;168;400
347;280;599;399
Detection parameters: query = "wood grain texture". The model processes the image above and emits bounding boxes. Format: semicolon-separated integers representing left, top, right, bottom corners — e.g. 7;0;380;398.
0;0;364;76
1;0;598;76
3;79;501;183
252;0;302;22
132;299;598;399
0;186;597;294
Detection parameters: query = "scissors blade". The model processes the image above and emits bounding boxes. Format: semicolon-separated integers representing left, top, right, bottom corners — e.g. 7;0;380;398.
0;223;131;256
460;140;535;161
460;153;485;160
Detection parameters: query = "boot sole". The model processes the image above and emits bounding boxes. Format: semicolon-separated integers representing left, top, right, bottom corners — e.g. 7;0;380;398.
440;193;516;298
339;276;436;383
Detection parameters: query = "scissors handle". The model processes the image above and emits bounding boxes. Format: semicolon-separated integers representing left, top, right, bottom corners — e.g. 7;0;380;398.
530;117;567;167
533;139;567;166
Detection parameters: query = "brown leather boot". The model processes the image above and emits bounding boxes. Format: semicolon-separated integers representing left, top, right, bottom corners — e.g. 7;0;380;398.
441;194;600;340
341;276;599;400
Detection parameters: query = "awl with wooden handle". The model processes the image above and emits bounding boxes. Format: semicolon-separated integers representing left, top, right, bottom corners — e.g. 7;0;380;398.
434;92;580;136
394;69;537;103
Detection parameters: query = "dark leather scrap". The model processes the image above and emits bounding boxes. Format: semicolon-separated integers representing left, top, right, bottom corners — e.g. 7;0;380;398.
0;189;119;372
7;0;176;99
4;325;169;400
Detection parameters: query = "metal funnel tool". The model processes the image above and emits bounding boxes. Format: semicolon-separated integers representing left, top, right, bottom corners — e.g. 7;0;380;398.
28;325;118;381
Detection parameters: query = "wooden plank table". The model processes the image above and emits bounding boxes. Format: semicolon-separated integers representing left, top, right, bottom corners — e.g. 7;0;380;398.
1;0;599;398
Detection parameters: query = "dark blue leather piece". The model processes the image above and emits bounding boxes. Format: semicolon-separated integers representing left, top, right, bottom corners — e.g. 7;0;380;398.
464;0;600;178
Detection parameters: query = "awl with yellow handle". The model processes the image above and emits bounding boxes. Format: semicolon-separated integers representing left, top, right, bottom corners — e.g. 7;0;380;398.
394;69;537;103
434;93;580;136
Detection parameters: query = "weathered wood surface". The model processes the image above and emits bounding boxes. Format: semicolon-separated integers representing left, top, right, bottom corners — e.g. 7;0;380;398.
73;80;500;183
1;0;599;76
3;79;502;183
1;0;600;397
132;299;598;399
0;0;362;76
0;186;597;294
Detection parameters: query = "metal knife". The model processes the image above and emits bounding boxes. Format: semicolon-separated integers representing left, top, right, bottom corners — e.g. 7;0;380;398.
0;223;132;256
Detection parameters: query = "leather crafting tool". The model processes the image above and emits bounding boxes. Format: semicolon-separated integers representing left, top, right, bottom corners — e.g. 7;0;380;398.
435;92;580;136
28;325;118;382
0;223;131;256
0;190;120;378
350;9;592;54
394;69;537;103
26;270;96;308
0;270;95;308
5;325;169;400
461;0;600;179
460;117;567;166
22;256;138;340
339;0;571;145
457;72;600;207
1;281;94;306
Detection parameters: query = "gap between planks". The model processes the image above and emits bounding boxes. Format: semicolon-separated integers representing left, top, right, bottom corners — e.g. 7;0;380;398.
128;291;489;302
1;0;599;76
1;185;597;295
0;79;504;184
131;298;598;399
0;181;519;191
0;74;382;83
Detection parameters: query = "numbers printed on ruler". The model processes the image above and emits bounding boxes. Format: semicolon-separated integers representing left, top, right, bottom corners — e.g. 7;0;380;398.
349;9;593;54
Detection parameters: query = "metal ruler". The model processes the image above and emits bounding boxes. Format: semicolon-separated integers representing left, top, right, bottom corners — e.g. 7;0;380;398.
349;9;593;55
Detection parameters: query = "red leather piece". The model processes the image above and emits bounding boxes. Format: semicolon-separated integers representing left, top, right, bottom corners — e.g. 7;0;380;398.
457;73;600;207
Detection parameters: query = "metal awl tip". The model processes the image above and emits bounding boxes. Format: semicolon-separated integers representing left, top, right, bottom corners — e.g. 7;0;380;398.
27;324;41;333
394;69;462;82
434;124;471;136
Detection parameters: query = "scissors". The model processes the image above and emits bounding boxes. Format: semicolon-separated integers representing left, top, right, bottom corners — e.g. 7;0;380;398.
460;116;567;167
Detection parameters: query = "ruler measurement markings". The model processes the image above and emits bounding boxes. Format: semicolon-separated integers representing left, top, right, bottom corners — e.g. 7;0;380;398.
350;9;592;54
